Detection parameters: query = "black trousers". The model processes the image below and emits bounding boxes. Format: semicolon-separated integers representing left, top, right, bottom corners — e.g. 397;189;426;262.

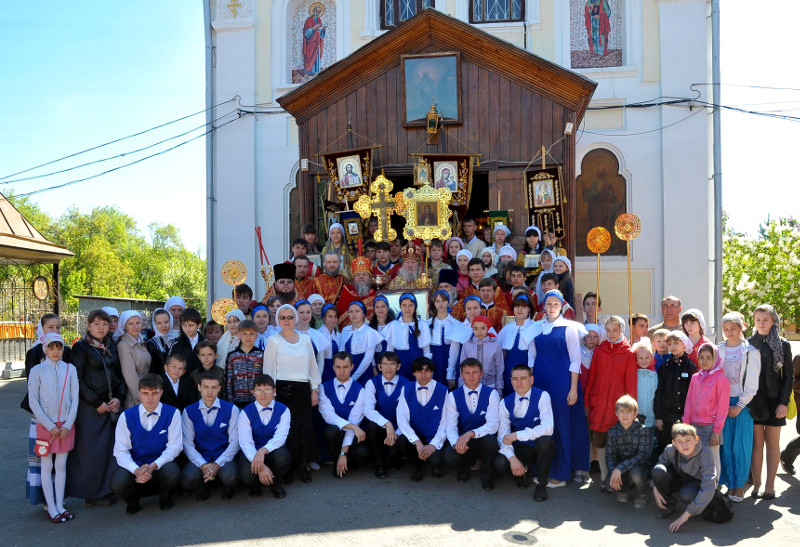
396;435;444;470
494;437;555;485
604;464;650;496
364;420;402;467
652;463;701;509
237;445;292;487
782;435;800;465
323;424;370;465
445;435;498;479
276;380;318;465
110;461;181;502
181;459;238;490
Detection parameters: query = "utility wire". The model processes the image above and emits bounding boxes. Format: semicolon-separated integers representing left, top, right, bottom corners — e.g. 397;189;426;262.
2;109;241;185
0;97;238;181
15;113;248;198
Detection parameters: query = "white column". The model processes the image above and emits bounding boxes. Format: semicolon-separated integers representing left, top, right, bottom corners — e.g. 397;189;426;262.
657;0;712;313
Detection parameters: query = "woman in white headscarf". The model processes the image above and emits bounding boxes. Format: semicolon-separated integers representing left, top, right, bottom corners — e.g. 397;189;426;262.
114;310;151;409
215;309;245;370
264;304;322;483
145;308;173;375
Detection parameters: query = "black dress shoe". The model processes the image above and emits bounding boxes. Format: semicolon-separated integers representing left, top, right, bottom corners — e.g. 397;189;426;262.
482;478;495;491
196;483;211;501
158;494;173;511
457;471;469;483
375;467;387;479
411;468;424;482
125;498;141;515
534;484;548;502
432;466;445;478
590;460;601;474
516;474;531;489
248;485;262;497
299;467;312;483
271;486;287;499
221;486;235;500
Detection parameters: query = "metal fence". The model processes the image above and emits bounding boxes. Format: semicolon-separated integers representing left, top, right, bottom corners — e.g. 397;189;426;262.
0;278;53;363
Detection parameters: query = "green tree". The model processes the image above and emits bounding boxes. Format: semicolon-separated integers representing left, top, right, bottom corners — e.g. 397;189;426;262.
2;194;206;312
722;217;800;329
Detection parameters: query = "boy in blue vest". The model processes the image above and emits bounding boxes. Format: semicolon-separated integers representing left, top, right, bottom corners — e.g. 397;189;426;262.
494;364;556;502
363;351;411;478
444;358;500;490
318;351;370;478
396;356;448;482
237;374;291;498
111;374;183;514
181;371;240;501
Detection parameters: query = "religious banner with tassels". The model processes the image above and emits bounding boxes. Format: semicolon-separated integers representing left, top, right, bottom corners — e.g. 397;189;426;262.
411;153;474;208
525;166;566;240
320;147;376;204
486;210;510;231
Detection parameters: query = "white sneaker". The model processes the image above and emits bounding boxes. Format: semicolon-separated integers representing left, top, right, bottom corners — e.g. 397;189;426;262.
547;480;567;489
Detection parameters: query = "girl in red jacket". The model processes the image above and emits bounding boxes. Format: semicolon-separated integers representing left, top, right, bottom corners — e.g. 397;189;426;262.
585;315;638;489
683;343;730;485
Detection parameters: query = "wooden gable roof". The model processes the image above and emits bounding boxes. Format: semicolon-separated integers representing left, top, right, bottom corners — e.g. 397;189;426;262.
278;9;596;123
0;192;73;264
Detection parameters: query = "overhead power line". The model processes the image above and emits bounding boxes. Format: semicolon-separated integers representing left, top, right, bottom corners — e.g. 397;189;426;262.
14;113;248;198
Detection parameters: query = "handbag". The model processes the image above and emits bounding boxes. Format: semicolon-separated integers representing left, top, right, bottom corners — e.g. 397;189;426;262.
787;391;797;421
34;364;70;457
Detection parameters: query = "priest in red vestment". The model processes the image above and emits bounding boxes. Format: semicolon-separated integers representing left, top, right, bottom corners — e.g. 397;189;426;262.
337;256;377;328
310;251;347;305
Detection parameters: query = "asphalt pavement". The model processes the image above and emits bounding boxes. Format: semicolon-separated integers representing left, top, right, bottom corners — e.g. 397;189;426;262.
1;376;797;547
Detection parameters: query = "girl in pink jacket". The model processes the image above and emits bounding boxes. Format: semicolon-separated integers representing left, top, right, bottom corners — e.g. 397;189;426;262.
683;343;730;482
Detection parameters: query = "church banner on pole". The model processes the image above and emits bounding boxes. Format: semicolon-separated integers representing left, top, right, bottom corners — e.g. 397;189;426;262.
413;153;473;208
525;166;566;239
321;147;375;204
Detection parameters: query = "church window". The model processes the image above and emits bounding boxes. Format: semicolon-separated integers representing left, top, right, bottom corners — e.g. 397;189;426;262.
381;0;432;29
471;0;524;23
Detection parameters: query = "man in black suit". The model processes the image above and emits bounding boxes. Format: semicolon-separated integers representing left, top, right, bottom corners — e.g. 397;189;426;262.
159;354;199;411
168;307;206;374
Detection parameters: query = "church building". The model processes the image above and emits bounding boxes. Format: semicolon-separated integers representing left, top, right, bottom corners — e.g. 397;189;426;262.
205;0;714;327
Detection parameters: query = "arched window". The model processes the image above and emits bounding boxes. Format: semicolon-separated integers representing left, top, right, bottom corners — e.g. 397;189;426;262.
576;147;628;256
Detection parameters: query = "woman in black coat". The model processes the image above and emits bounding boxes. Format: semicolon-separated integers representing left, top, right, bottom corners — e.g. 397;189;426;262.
747;304;793;500
65;309;126;507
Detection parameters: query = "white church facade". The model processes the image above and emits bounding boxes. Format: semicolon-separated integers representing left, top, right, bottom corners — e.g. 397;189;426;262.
205;0;715;329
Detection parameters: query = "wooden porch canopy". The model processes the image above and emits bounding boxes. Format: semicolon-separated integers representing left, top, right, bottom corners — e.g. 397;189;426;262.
278;9;596;257
0;192;73;265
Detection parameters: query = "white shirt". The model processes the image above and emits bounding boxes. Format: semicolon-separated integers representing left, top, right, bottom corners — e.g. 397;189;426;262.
181;399;240;468
168;376;180;395
339;323;384;383
428;315;467;380
363;375;400;427
113;403;183;474
237;400;291;461
384;319;432;355
396;381;447;449
497;389;554;460
263;333;322;389
444;384;500;446
318;378;366;448
188;333;199;350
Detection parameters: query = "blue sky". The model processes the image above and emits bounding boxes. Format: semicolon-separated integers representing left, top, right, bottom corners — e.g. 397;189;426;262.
1;1;798;258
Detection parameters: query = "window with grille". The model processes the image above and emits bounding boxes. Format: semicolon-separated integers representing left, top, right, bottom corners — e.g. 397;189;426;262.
381;0;433;29
470;0;524;23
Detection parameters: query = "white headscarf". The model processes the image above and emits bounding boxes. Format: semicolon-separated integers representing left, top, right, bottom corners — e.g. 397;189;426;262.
534;249;557;301
456;249;473;262
525;226;541;239
275;304;298;327
308;294;325;306
480;246;496;265
164;296;186;311
681;308;707;332
498;245;517;261
493;224;510;237
328;223;344;239
101;306;119;318
151;308;174;346
584;323;606;342
553;255;572;272
226;309;246;323
668;330;693;355
113;310;142;342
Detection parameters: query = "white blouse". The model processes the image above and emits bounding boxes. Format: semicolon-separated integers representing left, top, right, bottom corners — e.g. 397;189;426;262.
264;332;322;389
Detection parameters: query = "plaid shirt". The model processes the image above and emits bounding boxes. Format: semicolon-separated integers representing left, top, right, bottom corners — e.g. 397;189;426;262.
226;345;263;403
605;420;652;474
